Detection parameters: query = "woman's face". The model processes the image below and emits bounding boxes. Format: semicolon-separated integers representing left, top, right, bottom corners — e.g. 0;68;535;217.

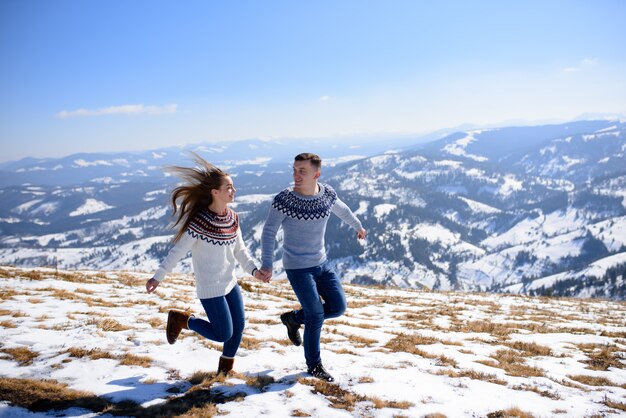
212;176;236;205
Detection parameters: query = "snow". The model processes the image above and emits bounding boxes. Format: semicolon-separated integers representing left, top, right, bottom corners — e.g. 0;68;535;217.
458;196;502;214
225;157;272;166
497;175;523;197
0;266;624;417
324;155;366;166
518;252;626;292
233;194;274;205
13;199;43;214
69;199;115;217
443;131;488;162
373;204;396;220
354;201;369;216
73;159;114;168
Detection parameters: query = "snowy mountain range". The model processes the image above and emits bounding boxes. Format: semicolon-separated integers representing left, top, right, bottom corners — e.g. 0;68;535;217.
1;120;625;299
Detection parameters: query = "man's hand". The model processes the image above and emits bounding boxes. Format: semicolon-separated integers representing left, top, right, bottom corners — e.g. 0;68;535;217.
146;278;160;293
356;228;367;240
259;267;273;282
254;269;271;283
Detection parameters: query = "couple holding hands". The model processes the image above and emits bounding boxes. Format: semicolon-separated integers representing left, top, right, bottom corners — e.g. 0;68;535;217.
145;152;366;382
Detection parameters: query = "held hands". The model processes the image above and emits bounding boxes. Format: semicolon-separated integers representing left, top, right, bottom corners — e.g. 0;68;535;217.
255;267;272;283
356;228;367;240
146;278;160;293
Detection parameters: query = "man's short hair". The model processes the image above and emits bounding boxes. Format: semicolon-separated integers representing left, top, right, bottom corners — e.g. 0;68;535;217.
294;153;322;170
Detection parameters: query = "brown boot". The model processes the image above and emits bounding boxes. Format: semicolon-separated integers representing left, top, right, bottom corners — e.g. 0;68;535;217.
166;310;191;344
217;356;234;375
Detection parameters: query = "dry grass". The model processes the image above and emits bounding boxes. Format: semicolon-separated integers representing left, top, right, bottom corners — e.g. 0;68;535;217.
0;346;39;366
64;347;152;367
187;371;214;385
298;377;366;411
384;333;438;354
244;373;275;391
65;347;114;360
88;318;131;332
143;316;165;329
291;410;311;417
511;384;561;400
358;376;375;383
577;344;624;371
603;396;626;412
568;374;626;388
118;352;153;367
433;369;507;386
452;320;512;337
503;341;552;357
369;396;414;409
0;376;242;417
489;349;545;377
486;407;535;418
0;319;17;328
0;377;110;413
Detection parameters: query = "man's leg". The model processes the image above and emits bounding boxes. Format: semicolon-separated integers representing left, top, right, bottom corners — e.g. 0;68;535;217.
286;267;324;369
316;263;347;320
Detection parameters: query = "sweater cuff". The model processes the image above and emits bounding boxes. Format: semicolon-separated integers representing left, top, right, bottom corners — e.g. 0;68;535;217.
153;268;167;282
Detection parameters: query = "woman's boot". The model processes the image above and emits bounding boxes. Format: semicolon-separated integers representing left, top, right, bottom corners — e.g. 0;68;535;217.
166;310;191;344
217;356;235;375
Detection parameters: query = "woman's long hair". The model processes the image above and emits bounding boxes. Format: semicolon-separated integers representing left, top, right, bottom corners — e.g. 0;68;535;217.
167;152;229;243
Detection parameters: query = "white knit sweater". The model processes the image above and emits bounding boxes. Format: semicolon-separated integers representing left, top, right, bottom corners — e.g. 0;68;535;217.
153;208;258;299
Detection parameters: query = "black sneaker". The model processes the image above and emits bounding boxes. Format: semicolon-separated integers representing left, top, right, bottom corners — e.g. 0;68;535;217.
307;363;335;382
280;311;302;346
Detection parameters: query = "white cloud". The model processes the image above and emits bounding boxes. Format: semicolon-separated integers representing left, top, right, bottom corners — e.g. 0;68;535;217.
562;58;598;73
56;103;177;119
318;95;331;102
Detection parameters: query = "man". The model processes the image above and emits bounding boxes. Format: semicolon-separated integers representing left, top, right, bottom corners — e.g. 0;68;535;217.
260;153;366;382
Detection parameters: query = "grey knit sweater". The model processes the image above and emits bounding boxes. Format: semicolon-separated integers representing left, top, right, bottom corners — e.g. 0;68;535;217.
261;183;363;270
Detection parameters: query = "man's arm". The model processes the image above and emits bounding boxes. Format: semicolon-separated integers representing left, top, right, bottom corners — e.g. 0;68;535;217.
260;205;287;275
332;197;366;240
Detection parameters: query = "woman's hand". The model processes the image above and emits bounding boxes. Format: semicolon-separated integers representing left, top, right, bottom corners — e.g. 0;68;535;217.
146;278;160;293
254;269;271;283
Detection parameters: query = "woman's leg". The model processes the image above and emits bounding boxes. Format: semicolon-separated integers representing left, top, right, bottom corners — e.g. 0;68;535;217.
188;295;234;343
221;284;245;358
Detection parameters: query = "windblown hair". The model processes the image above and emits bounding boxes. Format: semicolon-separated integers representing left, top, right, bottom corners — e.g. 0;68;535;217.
295;152;322;170
167;153;229;243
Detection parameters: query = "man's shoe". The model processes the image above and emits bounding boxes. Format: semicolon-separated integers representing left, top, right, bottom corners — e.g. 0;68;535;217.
166;310;191;344
307;363;335;382
280;311;302;346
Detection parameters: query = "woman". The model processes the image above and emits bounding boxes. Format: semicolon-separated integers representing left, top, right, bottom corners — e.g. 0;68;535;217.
145;154;268;375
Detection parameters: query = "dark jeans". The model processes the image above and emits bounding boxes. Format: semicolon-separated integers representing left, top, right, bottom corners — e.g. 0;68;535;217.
188;284;245;358
286;262;347;367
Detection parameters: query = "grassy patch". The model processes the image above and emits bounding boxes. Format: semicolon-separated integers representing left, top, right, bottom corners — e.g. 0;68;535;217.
486;407;535;418
88;318;131;332
489;349;545;377
0;346;39;366
568;374;625;388
434;369;507;385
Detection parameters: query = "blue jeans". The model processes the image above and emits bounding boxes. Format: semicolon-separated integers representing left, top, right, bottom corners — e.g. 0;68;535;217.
286;262;347;368
187;284;245;358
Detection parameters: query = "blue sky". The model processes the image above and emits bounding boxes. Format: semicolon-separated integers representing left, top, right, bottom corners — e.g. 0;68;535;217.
1;0;625;162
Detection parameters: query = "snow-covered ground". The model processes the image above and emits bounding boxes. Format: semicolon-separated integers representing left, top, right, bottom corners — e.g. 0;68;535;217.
1;266;625;417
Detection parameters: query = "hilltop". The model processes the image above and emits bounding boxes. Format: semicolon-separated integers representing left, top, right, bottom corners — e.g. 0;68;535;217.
1;266;625;417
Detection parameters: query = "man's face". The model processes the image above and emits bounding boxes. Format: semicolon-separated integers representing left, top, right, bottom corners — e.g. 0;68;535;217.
292;160;320;191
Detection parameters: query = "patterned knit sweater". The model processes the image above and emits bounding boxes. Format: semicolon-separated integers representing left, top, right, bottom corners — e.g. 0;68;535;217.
153;208;258;299
261;183;363;270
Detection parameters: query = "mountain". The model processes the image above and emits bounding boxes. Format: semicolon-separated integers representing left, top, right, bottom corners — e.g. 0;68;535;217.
1;120;625;299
